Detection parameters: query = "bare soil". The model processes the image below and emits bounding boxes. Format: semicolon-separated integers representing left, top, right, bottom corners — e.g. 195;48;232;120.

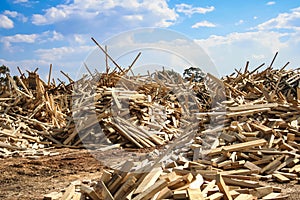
0;148;103;200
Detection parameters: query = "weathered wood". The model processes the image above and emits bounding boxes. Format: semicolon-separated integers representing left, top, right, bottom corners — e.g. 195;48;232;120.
132;179;168;200
216;174;232;200
208;139;267;156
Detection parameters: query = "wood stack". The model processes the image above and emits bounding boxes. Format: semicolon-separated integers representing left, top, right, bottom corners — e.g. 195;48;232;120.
48;54;300;200
51;154;288;200
0;67;74;157
69;68;207;148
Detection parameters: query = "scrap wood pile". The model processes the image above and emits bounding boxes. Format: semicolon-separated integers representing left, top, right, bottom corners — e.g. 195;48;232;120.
44;54;300;200
69;65;211;149
0;65;74;157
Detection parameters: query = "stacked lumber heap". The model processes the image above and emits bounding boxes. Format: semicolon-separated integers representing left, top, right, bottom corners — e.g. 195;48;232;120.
0;66;73;156
44;53;300;199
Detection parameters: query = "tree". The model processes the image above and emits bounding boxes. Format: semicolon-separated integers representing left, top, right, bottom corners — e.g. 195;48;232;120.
0;65;10;76
183;67;206;82
0;65;10;86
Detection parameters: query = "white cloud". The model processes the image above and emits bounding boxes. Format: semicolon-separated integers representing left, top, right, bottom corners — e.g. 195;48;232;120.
195;31;296;75
13;0;28;3
235;19;244;26
73;34;87;44
1;33;37;50
32;0;178;28
3;10;28;22
175;4;214;17
1;34;37;43
35;45;92;62
266;1;276;6
0;44;94;79
196;31;288;52
32;7;69;25
0;31;64;52
3;10;18;18
46;31;64;41
123;15;143;21
0;15;14;29
192;20;216;28
253;16;258;20
255;7;300;31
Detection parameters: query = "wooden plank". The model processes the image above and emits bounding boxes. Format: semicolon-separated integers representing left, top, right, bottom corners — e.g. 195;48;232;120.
60;184;75;200
234;194;256;200
244;161;262;172
228;103;278;112
132;179;168;200
261;155;285;174
71;192;83;200
43;192;62;200
216;174;232;200
223;177;260;188
187;188;204;200
226;108;270;117
99;181;114;200
250;122;272;134
207;192;224;200
80;185;102;200
154;187;173;200
262;193;289;200
250;186;273;198
202;180;216;197
272;174;290;183
174;190;188;199
134;167;162;194
114;175;137;200
208;139;267;156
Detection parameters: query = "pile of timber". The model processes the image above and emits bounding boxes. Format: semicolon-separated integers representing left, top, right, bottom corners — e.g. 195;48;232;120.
46;55;300;199
0;67;74;157
48;156;289;200
69;67;211;149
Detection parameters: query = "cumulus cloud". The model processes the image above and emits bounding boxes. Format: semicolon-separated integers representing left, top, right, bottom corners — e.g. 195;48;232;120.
35;45;92;62
0;31;64;52
0;15;14;29
192;20;216;28
3;10;28;22
255;6;300;31
2;34;37;44
176;4;214;16
32;0;178;28
13;0;28;3
266;1;276;6
195;30;299;75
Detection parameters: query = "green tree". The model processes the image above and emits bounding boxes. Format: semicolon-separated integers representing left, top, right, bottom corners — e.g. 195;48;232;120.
0;65;10;86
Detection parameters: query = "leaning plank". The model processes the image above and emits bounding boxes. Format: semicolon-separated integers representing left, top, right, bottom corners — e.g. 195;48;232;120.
216;174;232;200
134;167;162;194
99;181;114;200
132;179;168;200
60;184;75;200
80;185;102;200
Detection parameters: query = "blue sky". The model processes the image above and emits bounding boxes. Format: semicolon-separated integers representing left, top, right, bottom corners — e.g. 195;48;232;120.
0;0;300;79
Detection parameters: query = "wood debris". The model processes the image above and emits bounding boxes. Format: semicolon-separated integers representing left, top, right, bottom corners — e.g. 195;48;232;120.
44;52;300;199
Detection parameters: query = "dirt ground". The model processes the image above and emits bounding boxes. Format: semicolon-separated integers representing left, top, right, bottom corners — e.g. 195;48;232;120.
0;148;103;200
1;148;300;200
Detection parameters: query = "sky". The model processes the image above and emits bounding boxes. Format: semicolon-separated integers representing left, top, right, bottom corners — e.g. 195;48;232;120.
0;0;300;80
